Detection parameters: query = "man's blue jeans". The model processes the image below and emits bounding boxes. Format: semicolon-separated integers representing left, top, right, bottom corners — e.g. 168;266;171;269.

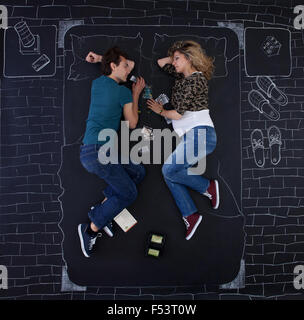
162;125;217;217
80;144;145;230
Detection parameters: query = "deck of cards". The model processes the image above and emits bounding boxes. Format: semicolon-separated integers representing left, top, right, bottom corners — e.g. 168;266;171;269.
155;93;169;105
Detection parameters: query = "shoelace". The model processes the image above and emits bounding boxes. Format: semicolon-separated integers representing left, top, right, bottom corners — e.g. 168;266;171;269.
89;233;102;250
183;217;190;229
89;237;97;250
269;134;282;146
252;138;264;150
203;191;212;200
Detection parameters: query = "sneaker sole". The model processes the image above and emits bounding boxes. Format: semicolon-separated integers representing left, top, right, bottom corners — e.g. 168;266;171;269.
213;180;220;210
78;224;90;258
186;215;202;240
103;226;113;237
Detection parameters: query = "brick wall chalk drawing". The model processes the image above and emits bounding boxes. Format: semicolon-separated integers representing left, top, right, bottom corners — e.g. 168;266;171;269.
0;0;303;300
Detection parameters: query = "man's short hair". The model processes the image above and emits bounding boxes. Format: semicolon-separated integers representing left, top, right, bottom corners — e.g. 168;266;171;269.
101;46;128;76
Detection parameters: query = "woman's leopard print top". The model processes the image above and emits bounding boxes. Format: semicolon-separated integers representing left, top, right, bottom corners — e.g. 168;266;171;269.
162;64;209;115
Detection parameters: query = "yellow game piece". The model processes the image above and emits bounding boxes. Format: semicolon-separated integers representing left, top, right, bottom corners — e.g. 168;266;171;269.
151;234;163;244
148;248;159;257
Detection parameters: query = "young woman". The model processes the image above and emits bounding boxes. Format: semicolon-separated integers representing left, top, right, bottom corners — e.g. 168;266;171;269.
147;40;219;240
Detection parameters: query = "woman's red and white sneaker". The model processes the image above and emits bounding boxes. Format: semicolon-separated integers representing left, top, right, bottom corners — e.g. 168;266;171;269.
203;180;220;209
183;213;202;240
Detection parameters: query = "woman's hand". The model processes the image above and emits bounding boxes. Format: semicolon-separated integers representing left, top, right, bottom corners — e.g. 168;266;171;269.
147;99;164;115
85;51;102;63
132;77;146;97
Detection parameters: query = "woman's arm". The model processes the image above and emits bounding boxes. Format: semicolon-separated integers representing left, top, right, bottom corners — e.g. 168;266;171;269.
146;99;182;120
161;109;182;120
157;57;173;68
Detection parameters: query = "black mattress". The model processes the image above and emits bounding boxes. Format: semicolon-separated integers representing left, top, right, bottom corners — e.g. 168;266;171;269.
59;25;244;287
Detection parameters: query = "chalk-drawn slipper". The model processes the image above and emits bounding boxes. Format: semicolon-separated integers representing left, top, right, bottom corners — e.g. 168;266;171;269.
251;129;265;168
248;89;280;121
256;76;288;106
267;125;282;166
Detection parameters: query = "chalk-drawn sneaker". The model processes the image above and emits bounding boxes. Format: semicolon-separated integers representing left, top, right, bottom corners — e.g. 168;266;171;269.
267;125;282;166
183;213;202;240
248;89;280;121
203;180;220;209
78;223;100;258
256;76;288;106
251;129;265;168
103;221;114;237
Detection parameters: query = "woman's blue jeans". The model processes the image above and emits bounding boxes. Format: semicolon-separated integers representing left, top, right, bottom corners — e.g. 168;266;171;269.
162;125;217;217
79;144;145;230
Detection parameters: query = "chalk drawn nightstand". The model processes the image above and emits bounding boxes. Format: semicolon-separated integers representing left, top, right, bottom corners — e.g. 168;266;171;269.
4;23;57;78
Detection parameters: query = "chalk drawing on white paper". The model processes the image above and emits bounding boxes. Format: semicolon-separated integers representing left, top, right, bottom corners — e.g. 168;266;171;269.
251;129;265;168
256;76;288;106
220;259;245;289
32;54;50;72
267;125;282;166
217;22;244;49
261;36;281;57
58;20;84;49
14;21;40;55
61;266;86;292
248;89;280;121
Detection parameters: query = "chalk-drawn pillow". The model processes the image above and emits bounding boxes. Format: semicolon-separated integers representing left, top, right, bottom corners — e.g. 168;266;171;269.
152;34;227;78
68;33;143;81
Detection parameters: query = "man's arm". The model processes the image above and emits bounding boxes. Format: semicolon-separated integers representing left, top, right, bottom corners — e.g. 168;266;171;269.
123;77;145;129
86;51;102;63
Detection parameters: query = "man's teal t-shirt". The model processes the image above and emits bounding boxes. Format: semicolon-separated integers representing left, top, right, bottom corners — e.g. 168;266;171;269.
82;75;133;145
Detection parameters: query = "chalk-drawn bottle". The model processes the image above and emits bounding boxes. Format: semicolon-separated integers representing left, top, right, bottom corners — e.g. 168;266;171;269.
14;21;35;47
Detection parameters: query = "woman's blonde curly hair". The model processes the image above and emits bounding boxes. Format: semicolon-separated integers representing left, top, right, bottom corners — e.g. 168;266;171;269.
168;40;215;80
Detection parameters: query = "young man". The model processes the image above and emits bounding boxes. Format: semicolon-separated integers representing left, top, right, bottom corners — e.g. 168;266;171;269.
78;47;146;257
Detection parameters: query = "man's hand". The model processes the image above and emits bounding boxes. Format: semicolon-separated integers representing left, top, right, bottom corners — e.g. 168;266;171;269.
85;51;102;63
132;77;146;97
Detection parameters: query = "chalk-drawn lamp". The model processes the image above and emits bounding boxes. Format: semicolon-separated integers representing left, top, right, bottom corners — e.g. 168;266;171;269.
14;21;40;55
